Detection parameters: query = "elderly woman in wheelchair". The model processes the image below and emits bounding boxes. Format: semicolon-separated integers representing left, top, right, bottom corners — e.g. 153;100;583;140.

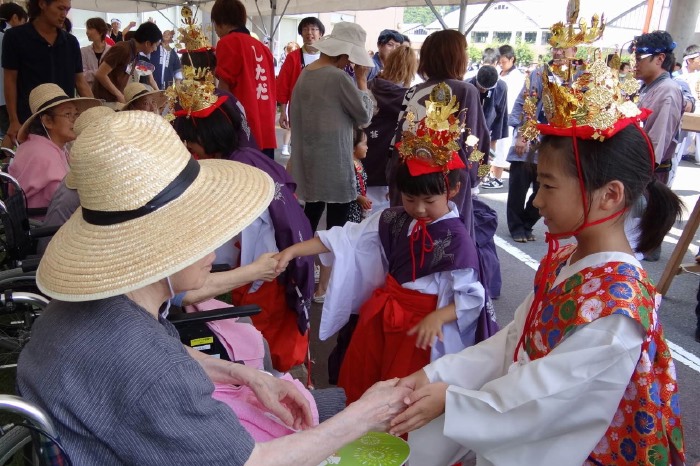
16;111;410;465
8;84;99;215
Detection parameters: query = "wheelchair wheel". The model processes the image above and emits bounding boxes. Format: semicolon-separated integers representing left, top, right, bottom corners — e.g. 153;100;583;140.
0;425;33;465
0;288;46;369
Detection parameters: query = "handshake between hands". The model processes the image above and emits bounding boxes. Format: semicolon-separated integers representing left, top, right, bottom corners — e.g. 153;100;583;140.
337;369;450;438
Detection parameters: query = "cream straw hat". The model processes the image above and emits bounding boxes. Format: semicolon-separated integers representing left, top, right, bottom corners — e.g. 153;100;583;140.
121;82;167;111
312;22;375;68
65;106;117;190
18;83;100;143
37;111;274;301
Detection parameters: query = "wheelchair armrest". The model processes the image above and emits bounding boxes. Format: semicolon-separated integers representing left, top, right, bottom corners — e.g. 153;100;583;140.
167;305;261;328
28;225;60;239
18;257;40;273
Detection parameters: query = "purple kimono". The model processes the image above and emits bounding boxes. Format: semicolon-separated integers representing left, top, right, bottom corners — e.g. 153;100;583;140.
365;78;408;187
226;147;314;332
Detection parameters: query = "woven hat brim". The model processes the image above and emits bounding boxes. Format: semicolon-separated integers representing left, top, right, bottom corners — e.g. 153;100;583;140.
18;98;102;143
313;37;375;68
37;159;274;302
122;90;167;111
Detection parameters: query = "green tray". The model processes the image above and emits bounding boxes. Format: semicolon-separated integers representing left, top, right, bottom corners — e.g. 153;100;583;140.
318;432;410;465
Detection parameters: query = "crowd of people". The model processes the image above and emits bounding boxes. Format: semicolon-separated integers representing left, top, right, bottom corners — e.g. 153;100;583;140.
0;0;694;463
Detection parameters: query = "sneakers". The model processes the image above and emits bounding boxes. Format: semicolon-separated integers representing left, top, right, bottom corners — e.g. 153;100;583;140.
481;177;504;189
281;144;290;156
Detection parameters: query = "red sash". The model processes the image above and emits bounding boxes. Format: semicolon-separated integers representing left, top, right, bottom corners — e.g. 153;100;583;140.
232;280;309;372
338;274;437;403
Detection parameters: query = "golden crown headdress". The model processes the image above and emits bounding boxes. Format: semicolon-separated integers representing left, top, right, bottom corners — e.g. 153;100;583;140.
165;65;224;121
395;82;486;176
176;5;213;52
525;52;647;141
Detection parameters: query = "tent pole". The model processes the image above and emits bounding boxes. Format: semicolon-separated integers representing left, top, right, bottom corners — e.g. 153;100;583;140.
424;0;448;29
464;0;495;36
269;0;276;52
458;0;467;33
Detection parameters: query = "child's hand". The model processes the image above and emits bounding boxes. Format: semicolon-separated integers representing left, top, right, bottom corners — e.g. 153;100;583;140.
408;312;445;350
252;252;280;282
272;249;296;274
389;382;448;436
357;195;372;210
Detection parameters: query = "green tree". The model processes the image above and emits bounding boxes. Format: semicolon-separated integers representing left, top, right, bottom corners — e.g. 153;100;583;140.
514;40;535;66
468;44;482;64
403;6;459;26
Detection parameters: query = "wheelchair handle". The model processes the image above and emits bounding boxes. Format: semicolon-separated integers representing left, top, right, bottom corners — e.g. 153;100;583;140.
0;395;58;438
0;292;49;311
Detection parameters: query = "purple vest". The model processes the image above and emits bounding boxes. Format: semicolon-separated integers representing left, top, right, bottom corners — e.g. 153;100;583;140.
377;207;479;285
227;147;314;333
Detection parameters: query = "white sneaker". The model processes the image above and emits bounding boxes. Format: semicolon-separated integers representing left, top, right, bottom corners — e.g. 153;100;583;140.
281;144;290;156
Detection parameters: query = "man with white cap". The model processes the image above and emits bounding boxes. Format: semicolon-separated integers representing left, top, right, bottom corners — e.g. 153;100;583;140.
109;18;135;43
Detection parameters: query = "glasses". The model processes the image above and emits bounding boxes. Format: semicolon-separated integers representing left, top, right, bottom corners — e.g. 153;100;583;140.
50;111;81;121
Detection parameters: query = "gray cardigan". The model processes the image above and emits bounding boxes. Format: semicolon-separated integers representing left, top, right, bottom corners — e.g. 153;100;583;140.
290;66;373;203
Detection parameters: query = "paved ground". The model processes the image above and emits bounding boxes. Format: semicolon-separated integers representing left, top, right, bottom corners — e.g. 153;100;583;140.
278;135;700;460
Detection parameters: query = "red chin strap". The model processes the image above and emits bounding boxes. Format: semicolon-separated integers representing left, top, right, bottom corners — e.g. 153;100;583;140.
512;115;654;363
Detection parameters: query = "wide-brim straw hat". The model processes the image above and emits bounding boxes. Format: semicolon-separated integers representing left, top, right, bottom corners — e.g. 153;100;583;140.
121;82;167;110
18;83;101;143
65;106;116;190
37;111;274;302
312;22;374;68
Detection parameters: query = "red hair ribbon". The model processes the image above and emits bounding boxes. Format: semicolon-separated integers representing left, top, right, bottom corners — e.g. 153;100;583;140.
173;95;229;119
404;152;466;177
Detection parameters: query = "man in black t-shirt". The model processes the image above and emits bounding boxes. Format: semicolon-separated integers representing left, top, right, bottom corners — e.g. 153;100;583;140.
1;0;92;144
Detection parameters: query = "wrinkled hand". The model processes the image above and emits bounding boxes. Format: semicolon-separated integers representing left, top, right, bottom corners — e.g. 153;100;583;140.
272;248;296;274
389;382;448;436
252;252;280;282
408;312;444;350
354;378;412;432
279;112;290;130
249;371;313;431
514;134;529;156
357;195;372;211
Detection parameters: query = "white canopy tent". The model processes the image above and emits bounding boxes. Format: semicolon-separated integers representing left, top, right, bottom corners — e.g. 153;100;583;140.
68;0;491;15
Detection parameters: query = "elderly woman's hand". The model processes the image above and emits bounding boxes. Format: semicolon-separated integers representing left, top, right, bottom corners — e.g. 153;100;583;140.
389;382;448;436
252;252;280;282
248;370;314;431
349;378;412;432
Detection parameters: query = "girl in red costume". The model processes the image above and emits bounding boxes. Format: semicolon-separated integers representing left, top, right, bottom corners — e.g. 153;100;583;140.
391;56;686;466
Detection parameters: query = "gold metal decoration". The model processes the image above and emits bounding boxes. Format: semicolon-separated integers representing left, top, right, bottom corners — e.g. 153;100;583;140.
176;5;212;52
397;82;470;172
164;65;218;120
549;0;605;49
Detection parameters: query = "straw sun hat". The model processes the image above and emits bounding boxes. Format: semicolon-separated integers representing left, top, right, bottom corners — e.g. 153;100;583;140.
312;22;375;68
37;111;274;301
18;83;100;143
121;82;167;110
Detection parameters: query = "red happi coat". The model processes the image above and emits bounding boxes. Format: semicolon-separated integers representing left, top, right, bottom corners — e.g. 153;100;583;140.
523;245;685;465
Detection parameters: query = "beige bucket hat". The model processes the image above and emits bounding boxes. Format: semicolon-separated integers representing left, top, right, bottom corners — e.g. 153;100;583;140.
312;22;375;68
64;106;117;190
37;111;274;301
18;83;101;143
121;82;167;111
